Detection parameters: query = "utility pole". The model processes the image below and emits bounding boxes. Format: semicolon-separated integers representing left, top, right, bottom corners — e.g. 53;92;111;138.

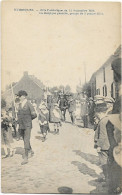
7;71;17;117
84;63;87;85
84;63;87;97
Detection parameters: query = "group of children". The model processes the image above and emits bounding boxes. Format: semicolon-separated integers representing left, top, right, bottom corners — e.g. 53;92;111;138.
1;99;62;159
38;101;62;142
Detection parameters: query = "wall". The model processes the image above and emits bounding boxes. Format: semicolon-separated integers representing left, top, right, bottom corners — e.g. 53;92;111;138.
13;76;44;100
2;75;44;107
95;63;114;97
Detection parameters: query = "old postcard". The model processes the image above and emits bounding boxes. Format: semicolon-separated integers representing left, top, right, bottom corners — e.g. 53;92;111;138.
1;1;121;194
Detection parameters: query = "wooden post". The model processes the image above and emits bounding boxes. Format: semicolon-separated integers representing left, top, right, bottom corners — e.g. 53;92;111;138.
7;71;17;118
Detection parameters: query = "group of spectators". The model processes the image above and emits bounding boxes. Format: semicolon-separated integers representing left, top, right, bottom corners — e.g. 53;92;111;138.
1;91;90;165
93;93;121;193
1;90;37;165
1;88;121;193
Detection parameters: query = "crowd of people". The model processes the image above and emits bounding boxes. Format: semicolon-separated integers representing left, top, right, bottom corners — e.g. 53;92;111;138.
1;88;121;193
93;93;121;193
1;90;92;164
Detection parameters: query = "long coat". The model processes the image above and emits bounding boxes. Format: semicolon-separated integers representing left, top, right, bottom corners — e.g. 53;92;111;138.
50;106;61;123
94;116;110;150
81;102;89;116
38;110;49;124
17;101;37;129
59;98;68;111
68;100;76;113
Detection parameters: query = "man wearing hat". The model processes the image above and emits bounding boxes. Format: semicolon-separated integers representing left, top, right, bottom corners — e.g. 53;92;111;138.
67;95;76;125
58;94;68;122
17;90;37;165
88;97;95;125
80;98;89;128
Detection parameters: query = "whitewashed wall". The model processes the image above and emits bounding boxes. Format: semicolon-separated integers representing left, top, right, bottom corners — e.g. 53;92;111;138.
95;63;115;97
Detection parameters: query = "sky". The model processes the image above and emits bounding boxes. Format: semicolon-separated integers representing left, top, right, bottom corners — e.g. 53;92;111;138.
2;1;121;92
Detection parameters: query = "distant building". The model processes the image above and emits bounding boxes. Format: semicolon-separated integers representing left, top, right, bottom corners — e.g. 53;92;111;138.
2;71;45;106
90;45;121;99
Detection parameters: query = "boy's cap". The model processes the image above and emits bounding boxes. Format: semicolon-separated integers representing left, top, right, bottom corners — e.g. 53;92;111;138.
89;97;93;101
39;104;46;110
104;97;115;103
54;103;59;107
16;90;28;97
81;98;86;102
8;107;12;111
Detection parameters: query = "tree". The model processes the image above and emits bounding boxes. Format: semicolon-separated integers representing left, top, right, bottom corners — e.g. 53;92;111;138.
49;86;59;94
1;98;6;108
58;85;65;94
76;85;82;94
6;82;17;90
64;85;71;94
82;82;91;98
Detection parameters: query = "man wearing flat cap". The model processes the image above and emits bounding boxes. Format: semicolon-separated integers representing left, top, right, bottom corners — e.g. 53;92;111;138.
17;90;37;165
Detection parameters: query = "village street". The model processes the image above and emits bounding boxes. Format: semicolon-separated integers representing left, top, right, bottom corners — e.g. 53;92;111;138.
1;113;108;194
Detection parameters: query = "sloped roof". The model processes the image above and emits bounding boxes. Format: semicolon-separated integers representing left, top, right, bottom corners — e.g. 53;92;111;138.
2;73;45;96
90;45;121;82
28;75;44;89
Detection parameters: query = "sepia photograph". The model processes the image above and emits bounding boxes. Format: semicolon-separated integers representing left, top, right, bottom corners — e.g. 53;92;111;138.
1;1;121;194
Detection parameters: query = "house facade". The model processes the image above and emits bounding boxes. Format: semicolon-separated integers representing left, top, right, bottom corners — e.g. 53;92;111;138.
90;45;121;99
2;72;45;107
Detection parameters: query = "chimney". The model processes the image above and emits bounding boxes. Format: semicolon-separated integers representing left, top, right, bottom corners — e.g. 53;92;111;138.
24;71;28;76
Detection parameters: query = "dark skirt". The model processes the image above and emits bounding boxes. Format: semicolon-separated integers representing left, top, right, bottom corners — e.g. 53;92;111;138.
1;127;13;145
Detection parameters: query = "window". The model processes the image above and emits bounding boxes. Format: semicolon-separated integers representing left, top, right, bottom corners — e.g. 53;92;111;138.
115;84;119;99
103;67;106;83
111;82;115;98
96;88;100;95
103;85;107;96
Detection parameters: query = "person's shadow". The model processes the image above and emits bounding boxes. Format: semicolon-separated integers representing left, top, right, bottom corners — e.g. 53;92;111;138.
58;186;73;194
15;147;25;158
71;161;99;178
73;150;100;166
72;150;109;193
35;135;43;140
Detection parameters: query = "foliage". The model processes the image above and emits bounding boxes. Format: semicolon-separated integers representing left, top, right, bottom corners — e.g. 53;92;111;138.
82;82;91;98
76;85;82;94
49;86;59;94
49;85;71;95
64;85;71;94
1;98;6;108
6;82;17;90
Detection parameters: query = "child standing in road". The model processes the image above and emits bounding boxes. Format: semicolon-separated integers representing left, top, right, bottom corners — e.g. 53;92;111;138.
38;103;49;142
1;107;14;158
52;103;62;134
